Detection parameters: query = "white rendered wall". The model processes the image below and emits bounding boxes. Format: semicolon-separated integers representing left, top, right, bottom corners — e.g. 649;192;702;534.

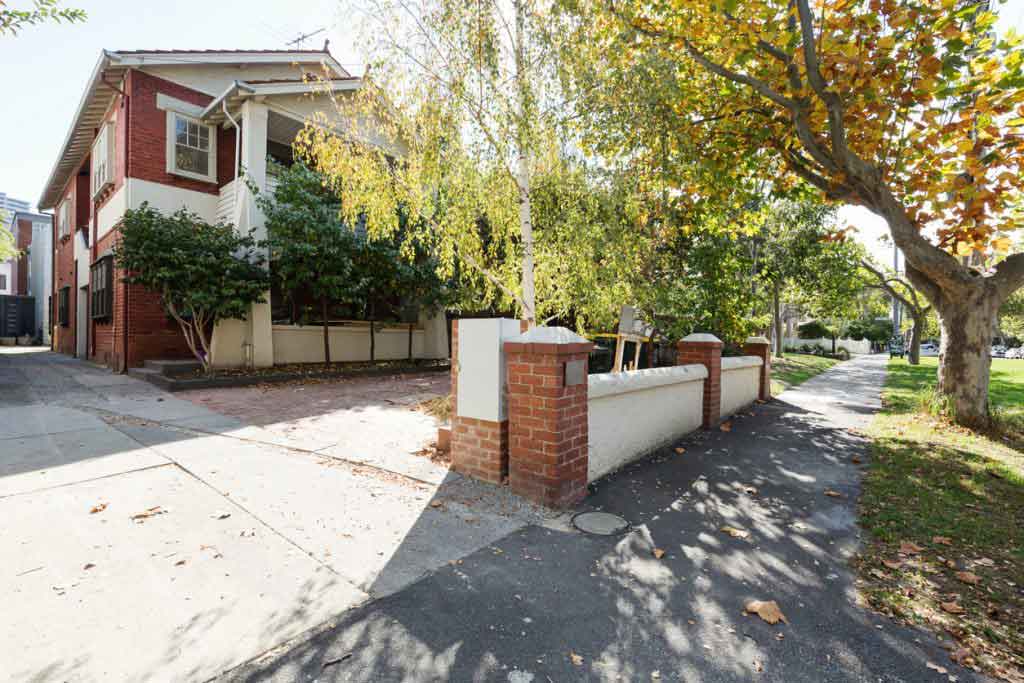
720;357;762;419
271;323;433;364
587;364;707;482
456;318;523;422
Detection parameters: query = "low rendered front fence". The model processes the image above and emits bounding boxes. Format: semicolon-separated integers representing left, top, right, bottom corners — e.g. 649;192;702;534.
448;320;774;508
587;364;707;482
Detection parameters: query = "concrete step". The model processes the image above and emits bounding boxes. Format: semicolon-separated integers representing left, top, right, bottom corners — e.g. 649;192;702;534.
126;366;173;390
142;359;201;377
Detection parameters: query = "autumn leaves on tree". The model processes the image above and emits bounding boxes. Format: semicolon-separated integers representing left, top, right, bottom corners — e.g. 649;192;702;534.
584;0;1024;426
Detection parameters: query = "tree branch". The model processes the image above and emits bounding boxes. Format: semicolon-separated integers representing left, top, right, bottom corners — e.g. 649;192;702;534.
993;252;1024;302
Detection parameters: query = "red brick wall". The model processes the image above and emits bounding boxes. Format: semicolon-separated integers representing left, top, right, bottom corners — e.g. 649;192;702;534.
52;170;81;356
677;339;723;428
743;340;772;401
127;70;226;194
89;227;193;370
505;341;591;508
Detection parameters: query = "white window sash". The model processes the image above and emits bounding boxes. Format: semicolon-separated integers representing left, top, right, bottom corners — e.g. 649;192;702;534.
165;111;217;183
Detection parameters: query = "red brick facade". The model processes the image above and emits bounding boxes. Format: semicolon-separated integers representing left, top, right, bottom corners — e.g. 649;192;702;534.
677;336;724;429
504;338;592;508
51;68;232;369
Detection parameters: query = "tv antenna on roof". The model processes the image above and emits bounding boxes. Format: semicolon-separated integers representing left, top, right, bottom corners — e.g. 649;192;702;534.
287;27;325;49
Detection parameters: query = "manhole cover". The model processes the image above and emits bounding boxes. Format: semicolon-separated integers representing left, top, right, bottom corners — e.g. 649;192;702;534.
572;511;630;536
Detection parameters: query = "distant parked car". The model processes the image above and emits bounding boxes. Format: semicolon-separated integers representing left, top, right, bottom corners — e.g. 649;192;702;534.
920;341;939;356
1005;346;1024;359
992;345;1007;358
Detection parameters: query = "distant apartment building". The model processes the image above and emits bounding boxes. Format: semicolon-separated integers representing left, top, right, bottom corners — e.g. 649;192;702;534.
0;192;32;216
2;210;54;342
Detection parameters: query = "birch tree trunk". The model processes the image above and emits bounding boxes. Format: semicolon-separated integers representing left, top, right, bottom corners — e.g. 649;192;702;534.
514;0;536;327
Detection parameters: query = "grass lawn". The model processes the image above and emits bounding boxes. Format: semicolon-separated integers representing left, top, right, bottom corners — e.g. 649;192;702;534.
770;352;844;394
857;357;1024;681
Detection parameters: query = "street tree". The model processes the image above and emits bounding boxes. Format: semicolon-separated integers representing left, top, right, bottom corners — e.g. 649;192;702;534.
301;0;594;327
114;205;268;374
861;259;932;364
571;0;1024;426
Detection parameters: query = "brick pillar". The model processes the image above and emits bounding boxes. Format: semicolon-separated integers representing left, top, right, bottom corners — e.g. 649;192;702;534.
505;327;593;508
677;333;723;429
743;336;772;401
450;318;526;485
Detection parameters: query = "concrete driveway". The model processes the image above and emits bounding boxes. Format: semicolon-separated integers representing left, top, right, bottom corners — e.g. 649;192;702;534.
0;348;544;682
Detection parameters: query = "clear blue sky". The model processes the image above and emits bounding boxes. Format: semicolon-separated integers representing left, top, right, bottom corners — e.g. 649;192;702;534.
1;0;1022;263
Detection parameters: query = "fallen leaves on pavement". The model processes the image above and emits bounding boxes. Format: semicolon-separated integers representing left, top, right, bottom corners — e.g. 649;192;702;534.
130;506;167;522
744;600;788;625
719;421;733;432
940;601;965;615
932;536;953;546
89;503;107;514
882;559;903;570
569;652;584;666
674;447;686;455
652;548;666;559
898;540;924;555
720;525;751;539
824;489;844;498
955;571;981;586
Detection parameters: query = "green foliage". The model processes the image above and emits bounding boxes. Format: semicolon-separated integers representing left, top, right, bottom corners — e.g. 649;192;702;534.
1;0;85;36
257;161;451;362
113;204;268;372
1001;289;1024;341
256;162;361;326
0;210;19;261
844;318;893;343
798;320;834;340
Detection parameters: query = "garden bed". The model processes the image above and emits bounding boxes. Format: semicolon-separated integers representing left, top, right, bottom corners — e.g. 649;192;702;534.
131;358;450;392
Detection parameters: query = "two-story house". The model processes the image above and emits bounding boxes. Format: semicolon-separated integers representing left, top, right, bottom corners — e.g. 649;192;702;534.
39;48;447;371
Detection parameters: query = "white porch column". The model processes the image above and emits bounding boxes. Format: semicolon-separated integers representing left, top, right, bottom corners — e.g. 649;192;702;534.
211;100;274;368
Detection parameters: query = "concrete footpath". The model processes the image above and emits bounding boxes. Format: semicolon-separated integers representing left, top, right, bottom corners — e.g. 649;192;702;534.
221;354;987;683
0;349;545;683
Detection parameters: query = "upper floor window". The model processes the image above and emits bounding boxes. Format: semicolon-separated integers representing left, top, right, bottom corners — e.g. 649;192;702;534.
91;120;115;199
57;200;70;239
166;112;216;183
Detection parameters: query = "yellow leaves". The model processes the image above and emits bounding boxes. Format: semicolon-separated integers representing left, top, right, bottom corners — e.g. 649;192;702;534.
992;236;1012;254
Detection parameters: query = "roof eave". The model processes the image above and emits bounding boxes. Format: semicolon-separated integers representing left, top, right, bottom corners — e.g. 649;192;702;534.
37;50;115;210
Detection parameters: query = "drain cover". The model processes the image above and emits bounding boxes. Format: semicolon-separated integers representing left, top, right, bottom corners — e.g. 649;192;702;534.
572;511;630;536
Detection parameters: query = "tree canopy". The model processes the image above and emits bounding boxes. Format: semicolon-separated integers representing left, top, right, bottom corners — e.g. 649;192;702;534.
113;204;268;373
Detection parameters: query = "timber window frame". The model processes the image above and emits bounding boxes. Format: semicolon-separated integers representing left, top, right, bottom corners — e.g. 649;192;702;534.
58;286;70;326
166;111;217;183
90;255;113;320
